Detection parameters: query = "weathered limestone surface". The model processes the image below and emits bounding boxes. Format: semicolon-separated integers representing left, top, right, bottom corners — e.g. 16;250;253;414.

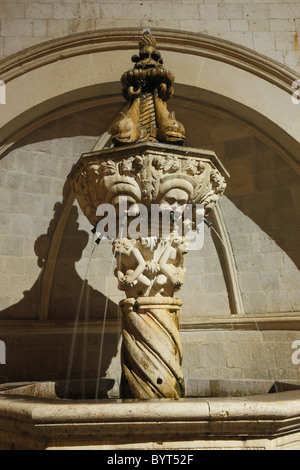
68;32;229;398
1;386;300;449
69;140;227;398
120;297;185;398
0;101;299;385
0;1;299;73
0;2;299;450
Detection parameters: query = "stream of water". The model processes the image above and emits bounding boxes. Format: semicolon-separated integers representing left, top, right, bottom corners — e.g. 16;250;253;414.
64;239;98;399
94;239;119;400
64;216;280;400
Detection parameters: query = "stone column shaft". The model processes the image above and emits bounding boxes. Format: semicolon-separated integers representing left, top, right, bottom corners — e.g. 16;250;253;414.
120;297;185;399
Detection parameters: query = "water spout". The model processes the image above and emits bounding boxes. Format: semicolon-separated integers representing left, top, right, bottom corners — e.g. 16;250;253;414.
204;218;226;247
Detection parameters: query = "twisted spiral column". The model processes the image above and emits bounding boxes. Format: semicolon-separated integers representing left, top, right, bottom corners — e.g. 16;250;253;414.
139;92;158;142
120;297;185;399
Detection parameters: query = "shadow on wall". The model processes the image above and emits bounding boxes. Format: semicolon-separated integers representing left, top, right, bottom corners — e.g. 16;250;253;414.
0;180;121;384
174;102;300;273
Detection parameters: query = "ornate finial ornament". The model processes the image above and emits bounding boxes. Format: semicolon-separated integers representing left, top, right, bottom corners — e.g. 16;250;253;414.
111;32;186;146
138;30;157;49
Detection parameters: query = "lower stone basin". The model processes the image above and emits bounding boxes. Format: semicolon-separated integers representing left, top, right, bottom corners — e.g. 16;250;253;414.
1;378;299;400
1;380;300;450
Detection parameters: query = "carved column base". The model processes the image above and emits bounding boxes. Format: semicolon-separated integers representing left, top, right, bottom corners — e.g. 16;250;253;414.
120;297;185;399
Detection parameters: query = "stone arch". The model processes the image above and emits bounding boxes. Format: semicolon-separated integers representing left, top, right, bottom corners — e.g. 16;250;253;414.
0;28;299;165
0;28;299;322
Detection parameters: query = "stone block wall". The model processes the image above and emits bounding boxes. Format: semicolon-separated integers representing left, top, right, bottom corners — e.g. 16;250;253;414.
0;100;299;384
0;327;299;386
181;329;300;383
0;324;122;387
0;103;124;316
178;102;300;316
1;103;299;319
0;0;299;73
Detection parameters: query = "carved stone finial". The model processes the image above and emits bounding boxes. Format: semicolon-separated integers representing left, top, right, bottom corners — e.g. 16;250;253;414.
111;32;186;146
138;30;157;50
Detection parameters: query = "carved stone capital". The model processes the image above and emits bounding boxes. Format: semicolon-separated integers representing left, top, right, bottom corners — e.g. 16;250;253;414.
68;142;228;227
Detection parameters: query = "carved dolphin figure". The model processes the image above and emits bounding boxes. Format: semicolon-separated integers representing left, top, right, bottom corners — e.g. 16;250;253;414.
111;97;141;145
154;90;185;145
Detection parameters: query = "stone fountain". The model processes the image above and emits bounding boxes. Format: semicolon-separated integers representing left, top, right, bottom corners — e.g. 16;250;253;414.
1;31;300;451
68;31;227;399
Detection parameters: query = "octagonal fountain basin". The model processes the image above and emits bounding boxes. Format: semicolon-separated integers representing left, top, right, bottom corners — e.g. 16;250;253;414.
1;379;300;450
